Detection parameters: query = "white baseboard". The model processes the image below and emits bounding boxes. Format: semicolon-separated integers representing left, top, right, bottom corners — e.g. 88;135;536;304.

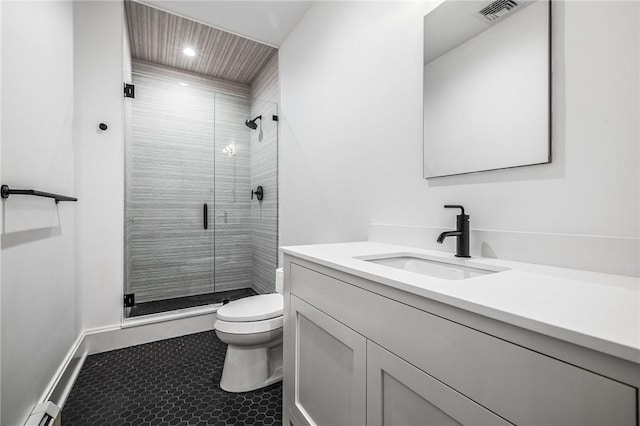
41;333;88;409
369;223;639;277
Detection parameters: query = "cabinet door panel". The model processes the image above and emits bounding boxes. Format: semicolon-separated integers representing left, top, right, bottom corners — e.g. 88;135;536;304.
381;373;461;426
290;295;366;426
367;341;511;426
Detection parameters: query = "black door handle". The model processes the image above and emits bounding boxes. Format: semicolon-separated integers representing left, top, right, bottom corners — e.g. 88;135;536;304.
203;203;208;230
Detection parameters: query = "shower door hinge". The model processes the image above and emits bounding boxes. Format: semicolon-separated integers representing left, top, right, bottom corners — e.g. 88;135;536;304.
124;293;135;307
124;83;135;98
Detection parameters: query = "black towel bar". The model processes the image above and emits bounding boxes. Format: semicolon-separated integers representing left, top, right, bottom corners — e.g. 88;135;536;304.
1;185;78;204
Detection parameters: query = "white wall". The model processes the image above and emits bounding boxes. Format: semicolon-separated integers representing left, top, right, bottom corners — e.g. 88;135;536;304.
1;2;78;425
279;1;639;274
74;1;124;331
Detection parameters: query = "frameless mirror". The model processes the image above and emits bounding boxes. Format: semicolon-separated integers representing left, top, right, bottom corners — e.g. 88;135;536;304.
423;0;551;178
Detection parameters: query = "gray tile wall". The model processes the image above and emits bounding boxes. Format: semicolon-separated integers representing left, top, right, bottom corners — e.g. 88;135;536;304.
133;59;251;97
251;53;280;104
126;57;279;305
126;63;252;303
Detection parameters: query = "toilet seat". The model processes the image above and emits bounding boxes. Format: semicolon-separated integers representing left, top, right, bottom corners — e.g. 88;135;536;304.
217;294;283;322
215;294;284;335
215;316;283;334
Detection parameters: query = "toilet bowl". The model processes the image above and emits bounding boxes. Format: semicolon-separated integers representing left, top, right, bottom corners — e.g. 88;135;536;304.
214;293;284;392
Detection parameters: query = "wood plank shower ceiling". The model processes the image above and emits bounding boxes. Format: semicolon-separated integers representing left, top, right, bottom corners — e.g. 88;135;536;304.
125;1;277;85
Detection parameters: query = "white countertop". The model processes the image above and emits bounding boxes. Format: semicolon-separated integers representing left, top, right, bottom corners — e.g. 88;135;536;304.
281;241;640;364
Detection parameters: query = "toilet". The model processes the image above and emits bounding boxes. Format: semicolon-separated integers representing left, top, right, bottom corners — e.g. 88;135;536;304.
214;270;284;392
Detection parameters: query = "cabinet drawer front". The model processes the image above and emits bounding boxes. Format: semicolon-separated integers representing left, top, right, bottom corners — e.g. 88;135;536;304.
290;295;367;426
367;341;512;426
290;262;637;426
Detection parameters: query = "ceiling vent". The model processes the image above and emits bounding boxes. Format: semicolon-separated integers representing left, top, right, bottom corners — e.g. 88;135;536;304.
477;0;520;22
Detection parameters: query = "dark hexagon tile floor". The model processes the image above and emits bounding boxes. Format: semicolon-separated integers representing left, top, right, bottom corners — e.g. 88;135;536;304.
62;331;282;425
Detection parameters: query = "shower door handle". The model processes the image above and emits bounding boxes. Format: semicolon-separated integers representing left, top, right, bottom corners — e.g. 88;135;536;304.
203;203;208;230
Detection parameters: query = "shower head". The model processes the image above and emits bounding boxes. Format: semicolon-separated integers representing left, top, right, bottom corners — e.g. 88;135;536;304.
245;115;262;130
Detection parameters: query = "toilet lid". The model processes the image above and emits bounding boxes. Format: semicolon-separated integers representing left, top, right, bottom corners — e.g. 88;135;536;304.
216;294;283;322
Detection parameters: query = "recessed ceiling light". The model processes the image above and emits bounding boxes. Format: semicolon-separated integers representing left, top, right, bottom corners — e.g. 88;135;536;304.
183;47;196;57
178;82;189;87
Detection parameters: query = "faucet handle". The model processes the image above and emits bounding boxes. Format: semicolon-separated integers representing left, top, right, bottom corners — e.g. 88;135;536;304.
444;205;466;215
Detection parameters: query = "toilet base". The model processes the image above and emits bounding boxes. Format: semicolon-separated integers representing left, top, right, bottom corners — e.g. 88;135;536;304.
218;332;283;393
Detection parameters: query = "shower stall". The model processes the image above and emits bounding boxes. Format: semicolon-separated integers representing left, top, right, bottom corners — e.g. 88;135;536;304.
123;63;279;319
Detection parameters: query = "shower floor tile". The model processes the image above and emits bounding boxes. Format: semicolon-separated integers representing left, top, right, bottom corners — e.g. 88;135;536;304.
62;331;282;426
129;287;258;318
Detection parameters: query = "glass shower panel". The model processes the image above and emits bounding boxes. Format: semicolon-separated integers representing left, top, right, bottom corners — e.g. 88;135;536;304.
125;73;215;317
213;93;253;294
213;94;279;297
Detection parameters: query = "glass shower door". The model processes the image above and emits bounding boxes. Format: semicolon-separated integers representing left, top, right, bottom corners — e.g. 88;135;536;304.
125;73;216;317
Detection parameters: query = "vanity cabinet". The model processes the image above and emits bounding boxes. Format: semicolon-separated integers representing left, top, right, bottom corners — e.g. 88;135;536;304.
283;256;639;426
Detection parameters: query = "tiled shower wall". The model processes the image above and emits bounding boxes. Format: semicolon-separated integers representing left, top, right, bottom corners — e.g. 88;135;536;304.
249;53;280;294
126;61;253;302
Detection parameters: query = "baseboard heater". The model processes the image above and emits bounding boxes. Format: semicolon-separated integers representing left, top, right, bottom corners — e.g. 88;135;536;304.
25;401;61;426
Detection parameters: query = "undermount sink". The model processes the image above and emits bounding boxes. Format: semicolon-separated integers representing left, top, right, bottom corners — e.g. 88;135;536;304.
357;253;505;280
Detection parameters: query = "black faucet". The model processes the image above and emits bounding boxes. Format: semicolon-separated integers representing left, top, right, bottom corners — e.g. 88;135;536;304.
437;205;470;258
